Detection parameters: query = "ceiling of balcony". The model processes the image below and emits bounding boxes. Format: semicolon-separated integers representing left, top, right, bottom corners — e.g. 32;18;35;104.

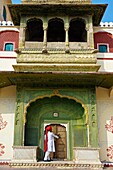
1;71;113;89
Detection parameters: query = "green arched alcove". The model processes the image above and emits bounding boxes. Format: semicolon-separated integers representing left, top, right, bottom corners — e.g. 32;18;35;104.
24;95;87;160
26;96;85;125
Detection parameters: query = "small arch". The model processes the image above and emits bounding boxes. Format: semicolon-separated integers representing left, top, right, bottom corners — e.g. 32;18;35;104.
25;18;44;41
69;18;87;42
47;18;65;42
0;29;19;33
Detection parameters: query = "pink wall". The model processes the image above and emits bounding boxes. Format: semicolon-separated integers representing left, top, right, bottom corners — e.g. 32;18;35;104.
0;31;19;51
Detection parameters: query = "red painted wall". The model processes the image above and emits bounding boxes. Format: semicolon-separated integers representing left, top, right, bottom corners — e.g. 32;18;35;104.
94;32;113;53
0;30;19;51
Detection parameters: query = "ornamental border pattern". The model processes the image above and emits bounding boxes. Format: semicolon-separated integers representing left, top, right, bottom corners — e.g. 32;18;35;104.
17;53;97;64
0;114;7;130
9;162;103;168
105;117;113;133
0;144;5;156
105;117;113;160
107;145;113;159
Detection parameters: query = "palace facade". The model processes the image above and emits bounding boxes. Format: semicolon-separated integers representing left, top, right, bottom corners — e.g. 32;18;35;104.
0;0;113;168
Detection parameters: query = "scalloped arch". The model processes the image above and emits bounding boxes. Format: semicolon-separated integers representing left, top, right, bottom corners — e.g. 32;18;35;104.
26;17;43;24
24;93;88;124
48;17;64;24
69;17;86;25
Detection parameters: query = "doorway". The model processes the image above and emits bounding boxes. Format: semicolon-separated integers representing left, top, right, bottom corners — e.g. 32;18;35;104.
45;124;67;160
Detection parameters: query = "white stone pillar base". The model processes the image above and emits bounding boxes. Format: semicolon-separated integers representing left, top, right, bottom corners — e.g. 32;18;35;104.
12;146;38;162
73;147;101;164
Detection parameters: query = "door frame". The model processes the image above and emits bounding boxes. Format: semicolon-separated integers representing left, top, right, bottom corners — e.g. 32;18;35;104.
43;120;70;160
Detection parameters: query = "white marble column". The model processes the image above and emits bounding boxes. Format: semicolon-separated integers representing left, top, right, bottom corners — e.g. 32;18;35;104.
42;25;48;53
65;23;70;53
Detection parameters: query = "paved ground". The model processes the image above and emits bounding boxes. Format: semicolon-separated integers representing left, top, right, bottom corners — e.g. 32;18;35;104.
0;166;112;170
0;167;106;170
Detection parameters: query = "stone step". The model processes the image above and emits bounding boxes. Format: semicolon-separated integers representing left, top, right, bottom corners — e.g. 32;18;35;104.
9;161;104;169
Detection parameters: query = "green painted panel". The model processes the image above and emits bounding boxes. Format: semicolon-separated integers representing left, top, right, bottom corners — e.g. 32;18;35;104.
73;125;87;147
14;125;22;145
24;126;38;146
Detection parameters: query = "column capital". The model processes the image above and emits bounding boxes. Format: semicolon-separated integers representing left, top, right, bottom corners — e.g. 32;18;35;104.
64;23;69;31
43;24;48;30
85;24;89;31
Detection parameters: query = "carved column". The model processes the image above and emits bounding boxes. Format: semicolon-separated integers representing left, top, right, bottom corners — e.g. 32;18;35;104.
42;24;48;53
19;18;26;49
14;85;24;146
89;87;98;147
87;15;94;49
65;22;69;52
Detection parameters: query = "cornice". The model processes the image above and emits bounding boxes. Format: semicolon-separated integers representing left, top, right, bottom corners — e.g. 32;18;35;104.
7;4;107;26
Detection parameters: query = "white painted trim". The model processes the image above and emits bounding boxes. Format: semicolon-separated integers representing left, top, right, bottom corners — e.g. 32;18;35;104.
0;28;19;32
44;121;70;160
97;43;109;53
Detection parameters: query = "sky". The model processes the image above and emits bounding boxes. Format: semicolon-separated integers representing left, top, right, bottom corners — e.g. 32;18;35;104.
12;0;113;22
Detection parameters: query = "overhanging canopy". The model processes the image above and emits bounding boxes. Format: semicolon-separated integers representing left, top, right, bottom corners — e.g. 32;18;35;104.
7;4;107;26
0;71;113;89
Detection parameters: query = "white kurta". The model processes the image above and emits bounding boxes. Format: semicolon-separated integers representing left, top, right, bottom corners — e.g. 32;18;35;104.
44;131;59;161
47;131;59;152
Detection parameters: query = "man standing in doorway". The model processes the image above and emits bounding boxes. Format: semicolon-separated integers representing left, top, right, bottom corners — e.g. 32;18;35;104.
44;125;59;161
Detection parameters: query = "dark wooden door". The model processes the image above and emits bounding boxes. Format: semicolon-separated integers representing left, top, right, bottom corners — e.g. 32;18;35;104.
51;124;67;160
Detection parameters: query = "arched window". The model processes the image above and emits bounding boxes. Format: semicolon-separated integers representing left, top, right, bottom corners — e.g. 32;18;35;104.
4;43;14;51
69;19;87;42
25;18;44;42
98;44;108;53
47;18;65;42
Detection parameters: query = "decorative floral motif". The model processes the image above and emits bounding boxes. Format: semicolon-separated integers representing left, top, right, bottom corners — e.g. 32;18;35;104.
107;145;113;159
0;144;5;156
0;114;7;130
105;117;113;133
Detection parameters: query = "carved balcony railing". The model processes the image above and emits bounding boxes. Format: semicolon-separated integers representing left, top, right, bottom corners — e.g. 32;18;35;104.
25;41;88;52
22;0;91;4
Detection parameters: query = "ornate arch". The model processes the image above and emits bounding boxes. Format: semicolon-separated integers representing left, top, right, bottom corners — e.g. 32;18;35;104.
69;17;87;42
24;92;88;125
47;17;65;42
48;17;65;24
25;17;44;41
69;17;87;25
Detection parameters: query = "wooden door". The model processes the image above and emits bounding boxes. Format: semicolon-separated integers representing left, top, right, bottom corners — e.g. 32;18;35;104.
51;124;67;160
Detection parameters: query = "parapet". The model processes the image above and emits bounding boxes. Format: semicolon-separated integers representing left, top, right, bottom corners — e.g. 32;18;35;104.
0;21;14;26
100;22;113;27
